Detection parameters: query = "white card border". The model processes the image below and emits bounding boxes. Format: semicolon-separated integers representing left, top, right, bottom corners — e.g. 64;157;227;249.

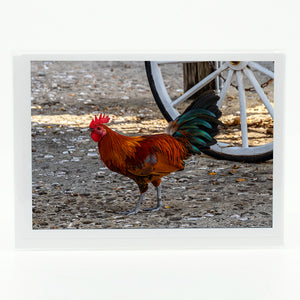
14;52;284;249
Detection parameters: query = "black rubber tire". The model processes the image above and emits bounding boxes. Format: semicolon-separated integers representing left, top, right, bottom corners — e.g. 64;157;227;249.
145;61;273;163
145;61;173;122
201;148;273;163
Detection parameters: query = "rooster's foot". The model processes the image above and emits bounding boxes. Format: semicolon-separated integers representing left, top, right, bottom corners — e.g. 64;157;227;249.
118;192;146;215
143;205;166;213
119;209;140;216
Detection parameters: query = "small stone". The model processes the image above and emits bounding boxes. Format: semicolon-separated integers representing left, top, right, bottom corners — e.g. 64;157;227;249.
178;178;188;182
39;221;48;226
230;214;240;219
202;197;211;201
186;217;198;221
71;157;81;162
58;160;69;164
170;217;181;221
82;220;93;224
57;171;67;176
95;171;105;177
204;213;214;217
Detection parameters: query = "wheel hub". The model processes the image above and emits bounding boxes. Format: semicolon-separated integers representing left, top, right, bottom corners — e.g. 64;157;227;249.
228;61;248;70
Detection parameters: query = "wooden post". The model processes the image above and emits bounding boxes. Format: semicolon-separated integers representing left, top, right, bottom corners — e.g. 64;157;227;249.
183;62;215;99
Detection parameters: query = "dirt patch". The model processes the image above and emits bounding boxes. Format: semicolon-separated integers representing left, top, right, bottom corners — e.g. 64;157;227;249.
31;61;273;229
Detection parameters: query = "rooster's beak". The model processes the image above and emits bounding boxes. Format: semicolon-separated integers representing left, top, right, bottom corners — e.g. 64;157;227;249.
89;128;94;132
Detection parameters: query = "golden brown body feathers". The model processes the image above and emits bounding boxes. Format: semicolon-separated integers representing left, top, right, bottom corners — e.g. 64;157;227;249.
98;125;189;193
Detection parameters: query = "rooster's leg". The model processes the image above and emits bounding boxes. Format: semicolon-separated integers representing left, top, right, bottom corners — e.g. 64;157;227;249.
143;185;166;212
119;192;146;215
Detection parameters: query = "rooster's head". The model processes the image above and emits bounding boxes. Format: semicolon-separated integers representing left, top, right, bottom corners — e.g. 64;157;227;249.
89;113;110;142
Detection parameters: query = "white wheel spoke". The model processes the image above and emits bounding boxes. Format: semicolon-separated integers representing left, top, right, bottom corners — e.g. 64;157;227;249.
236;70;249;148
243;67;274;119
248;61;274;79
218;68;234;108
172;62;229;107
215;61;220;94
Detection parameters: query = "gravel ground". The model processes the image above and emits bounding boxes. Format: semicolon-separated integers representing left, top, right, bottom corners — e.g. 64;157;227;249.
31;61;273;229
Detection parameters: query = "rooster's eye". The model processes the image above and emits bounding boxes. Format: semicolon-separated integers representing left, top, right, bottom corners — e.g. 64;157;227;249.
97;127;101;130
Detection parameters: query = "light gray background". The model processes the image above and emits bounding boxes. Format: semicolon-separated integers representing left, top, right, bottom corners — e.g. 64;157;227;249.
1;0;299;299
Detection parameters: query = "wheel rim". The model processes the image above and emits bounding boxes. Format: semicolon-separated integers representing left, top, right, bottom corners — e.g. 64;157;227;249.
148;61;274;158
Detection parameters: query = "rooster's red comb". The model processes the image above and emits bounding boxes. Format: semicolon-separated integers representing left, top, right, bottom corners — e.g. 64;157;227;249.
89;113;110;128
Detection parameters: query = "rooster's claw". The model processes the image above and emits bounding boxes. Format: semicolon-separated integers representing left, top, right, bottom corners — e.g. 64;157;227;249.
119;209;140;216
143;205;166;212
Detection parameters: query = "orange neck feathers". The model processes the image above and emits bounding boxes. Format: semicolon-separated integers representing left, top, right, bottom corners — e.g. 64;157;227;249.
98;126;142;170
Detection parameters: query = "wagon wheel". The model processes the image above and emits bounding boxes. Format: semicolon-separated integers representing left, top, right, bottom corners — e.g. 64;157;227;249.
145;61;274;163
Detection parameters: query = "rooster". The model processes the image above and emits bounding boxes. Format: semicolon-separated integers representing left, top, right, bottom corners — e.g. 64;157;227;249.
89;91;223;215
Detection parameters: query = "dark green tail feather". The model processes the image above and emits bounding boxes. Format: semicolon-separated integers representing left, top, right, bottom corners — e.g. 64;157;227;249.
190;136;207;147
187;144;202;155
179;118;213;129
171;90;223;155
176;108;217;121
185;129;214;141
182;90;222;119
173;131;186;139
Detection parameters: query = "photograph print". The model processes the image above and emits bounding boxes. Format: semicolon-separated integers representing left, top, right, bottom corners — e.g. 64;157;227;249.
31;60;274;230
